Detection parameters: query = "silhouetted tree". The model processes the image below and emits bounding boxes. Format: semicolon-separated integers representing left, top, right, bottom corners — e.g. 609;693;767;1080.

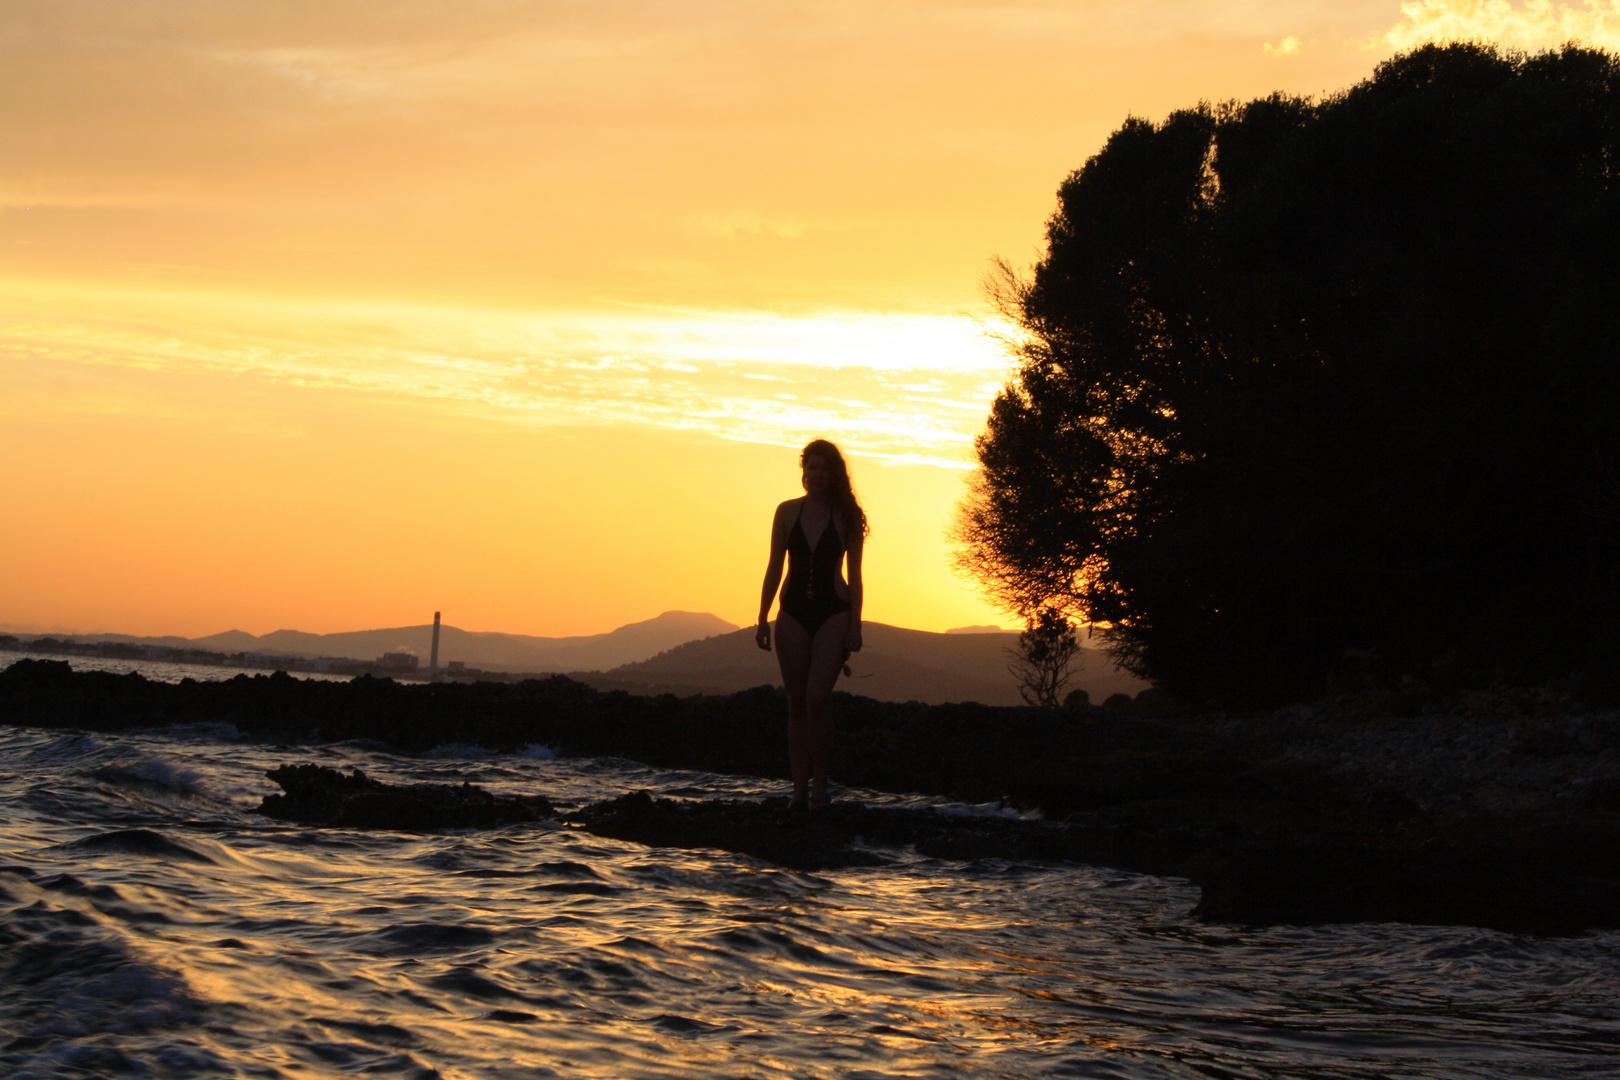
1006;606;1081;707
957;43;1620;703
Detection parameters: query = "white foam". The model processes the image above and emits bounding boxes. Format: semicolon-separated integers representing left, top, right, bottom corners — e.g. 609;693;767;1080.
102;756;212;797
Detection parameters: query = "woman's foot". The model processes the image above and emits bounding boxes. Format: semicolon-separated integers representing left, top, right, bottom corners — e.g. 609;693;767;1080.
785;797;809;811
808;794;832;811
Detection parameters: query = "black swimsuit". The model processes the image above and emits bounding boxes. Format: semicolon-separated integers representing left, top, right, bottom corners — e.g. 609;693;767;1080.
779;502;850;635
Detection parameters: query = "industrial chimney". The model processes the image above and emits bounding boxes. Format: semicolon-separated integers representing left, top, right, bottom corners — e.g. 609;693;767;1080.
430;611;441;670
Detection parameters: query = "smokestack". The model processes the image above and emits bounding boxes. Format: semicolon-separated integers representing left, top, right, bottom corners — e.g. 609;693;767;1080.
430;611;441;670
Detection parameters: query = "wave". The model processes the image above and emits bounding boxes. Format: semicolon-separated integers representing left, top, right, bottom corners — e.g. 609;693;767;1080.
84;757;213;800
19;733;109;765
0;875;210;1061
55;829;219;864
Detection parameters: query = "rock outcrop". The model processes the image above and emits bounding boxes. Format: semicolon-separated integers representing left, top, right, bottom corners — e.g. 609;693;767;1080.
258;764;554;830
9;659;1620;935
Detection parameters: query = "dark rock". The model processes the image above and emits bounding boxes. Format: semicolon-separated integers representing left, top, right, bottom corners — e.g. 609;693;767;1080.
1514;725;1580;757
1583;777;1620;813
1188;813;1620;935
0;657;75;687
257;764;554;830
573;791;1072;873
575;791;886;871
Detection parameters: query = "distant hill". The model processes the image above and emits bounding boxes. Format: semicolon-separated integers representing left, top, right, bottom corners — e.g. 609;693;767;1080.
194;630;262;652
82;612;741;673
51;611;1150;705
592;622;1148;707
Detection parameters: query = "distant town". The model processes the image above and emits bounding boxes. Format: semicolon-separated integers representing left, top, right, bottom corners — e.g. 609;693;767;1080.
0;634;514;683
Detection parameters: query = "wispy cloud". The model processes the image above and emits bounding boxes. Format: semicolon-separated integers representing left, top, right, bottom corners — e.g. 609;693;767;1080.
682;211;812;240
0;284;1013;468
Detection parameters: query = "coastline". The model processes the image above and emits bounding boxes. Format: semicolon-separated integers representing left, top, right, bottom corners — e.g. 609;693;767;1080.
3;658;1616;935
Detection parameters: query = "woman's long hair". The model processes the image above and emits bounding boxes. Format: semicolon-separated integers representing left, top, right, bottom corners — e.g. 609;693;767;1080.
801;439;869;537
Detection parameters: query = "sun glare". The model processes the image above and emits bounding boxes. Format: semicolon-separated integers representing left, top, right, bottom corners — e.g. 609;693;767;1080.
0;280;1012;469
1383;0;1620;51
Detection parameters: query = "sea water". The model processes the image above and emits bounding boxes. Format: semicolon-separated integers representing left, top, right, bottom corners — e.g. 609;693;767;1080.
1;658;1617;1078
0;653;356;685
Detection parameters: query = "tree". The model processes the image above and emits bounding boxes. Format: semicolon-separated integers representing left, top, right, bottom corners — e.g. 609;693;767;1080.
1006;606;1082;707
957;44;1620;704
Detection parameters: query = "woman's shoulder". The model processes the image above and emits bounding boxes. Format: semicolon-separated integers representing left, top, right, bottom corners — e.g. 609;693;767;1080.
774;496;806;516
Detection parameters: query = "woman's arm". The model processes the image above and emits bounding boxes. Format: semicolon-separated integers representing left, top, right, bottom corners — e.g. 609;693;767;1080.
844;523;864;653
756;502;791;650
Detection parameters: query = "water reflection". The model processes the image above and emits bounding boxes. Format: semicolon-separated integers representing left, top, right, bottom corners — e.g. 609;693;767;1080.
0;722;1616;1078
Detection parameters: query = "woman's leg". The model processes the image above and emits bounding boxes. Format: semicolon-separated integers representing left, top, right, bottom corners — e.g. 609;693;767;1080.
773;614;813;803
775;612;848;803
801;611;849;802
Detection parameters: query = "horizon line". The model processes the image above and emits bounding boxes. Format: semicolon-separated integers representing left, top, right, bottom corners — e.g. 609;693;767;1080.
0;611;1018;643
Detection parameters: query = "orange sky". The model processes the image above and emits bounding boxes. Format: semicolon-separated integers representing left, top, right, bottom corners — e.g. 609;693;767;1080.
4;1;1609;639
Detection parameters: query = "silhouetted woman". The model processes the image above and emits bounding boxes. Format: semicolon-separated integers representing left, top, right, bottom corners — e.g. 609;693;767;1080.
756;439;867;809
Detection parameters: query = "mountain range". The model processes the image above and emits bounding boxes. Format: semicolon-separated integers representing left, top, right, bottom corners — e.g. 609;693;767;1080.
589;622;1148;707
74;611;736;676
41;611;1149;707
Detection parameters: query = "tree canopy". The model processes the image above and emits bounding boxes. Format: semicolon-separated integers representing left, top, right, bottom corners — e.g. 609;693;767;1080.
956;43;1620;704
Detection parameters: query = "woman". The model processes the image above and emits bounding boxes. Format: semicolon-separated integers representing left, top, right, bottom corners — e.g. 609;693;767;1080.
755;439;867;810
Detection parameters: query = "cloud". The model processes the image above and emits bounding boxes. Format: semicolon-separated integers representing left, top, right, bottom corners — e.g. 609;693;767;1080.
0;283;1010;466
1382;0;1620;52
683;211;810;240
1263;35;1304;55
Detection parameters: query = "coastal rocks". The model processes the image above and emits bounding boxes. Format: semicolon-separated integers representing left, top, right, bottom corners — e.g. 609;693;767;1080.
576;791;889;871
250;770;1084;874
249;760;1620;935
255;760;1620;936
11;662;1620;934
1189;814;1620;936
258;765;554;830
574;791;1075;873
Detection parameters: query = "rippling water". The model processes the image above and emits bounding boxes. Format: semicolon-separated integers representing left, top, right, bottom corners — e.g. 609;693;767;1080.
2;662;1618;1077
2;652;356;685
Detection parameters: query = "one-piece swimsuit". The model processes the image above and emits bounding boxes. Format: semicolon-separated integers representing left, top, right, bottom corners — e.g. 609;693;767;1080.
779;502;850;635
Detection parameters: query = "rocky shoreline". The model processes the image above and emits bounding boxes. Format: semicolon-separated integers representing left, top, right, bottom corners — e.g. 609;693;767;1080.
4;658;1618;935
1221;690;1620;818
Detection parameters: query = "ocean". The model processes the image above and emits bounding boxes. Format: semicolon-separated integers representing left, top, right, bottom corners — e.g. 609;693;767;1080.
1;656;1616;1078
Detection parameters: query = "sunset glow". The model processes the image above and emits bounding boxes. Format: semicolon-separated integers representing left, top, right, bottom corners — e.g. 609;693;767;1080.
1384;0;1620;52
1;1;1580;640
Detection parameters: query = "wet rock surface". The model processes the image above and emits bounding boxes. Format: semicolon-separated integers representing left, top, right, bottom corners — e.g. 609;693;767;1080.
258;764;555;830
573;791;1077;873
8;658;1620;934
